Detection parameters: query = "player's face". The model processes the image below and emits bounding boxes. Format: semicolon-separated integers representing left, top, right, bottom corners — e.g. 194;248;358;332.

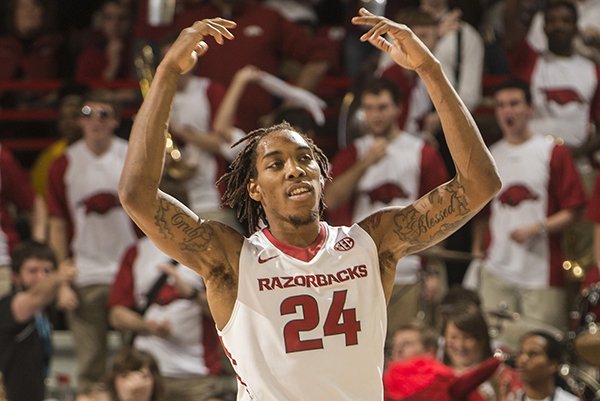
13;257;53;291
494;88;532;139
391;329;426;361
515;335;557;385
444;322;483;369
79;101;118;144
249;130;323;228
361;91;399;138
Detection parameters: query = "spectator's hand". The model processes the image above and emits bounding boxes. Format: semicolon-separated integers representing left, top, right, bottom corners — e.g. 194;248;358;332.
57;285;78;311
352;8;437;72
496;366;518;401
158;263;196;298
438;9;462;37
169;124;196;143
233;65;263;85
510;223;543;244
161;18;236;75
363;137;388;166
158;262;178;278
581;27;600;48
57;259;78;284
55;259;78;310
146;320;171;338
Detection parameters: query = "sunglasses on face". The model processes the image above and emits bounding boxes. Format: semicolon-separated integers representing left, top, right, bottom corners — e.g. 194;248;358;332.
80;105;114;119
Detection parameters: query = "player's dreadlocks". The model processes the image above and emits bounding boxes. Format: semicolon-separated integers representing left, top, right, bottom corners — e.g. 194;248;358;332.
217;122;331;234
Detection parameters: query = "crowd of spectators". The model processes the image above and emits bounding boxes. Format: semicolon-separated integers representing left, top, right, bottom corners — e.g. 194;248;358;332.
1;0;600;400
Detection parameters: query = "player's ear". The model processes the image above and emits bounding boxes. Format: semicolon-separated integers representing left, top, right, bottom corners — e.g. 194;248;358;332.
248;179;262;202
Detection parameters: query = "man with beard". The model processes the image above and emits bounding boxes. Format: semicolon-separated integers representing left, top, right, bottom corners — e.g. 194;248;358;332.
325;77;449;340
504;0;600;163
118;11;500;401
0;241;76;401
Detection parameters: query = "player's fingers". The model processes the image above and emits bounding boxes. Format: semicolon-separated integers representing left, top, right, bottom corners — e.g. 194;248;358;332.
190;19;235;43
352;15;382;29
212;17;237;31
360;20;388;41
359;7;374;17
205;20;235;44
369;21;406;41
352;8;385;26
194;41;208;56
368;36;392;53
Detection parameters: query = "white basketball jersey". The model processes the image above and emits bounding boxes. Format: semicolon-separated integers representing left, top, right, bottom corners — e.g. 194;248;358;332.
219;223;387;401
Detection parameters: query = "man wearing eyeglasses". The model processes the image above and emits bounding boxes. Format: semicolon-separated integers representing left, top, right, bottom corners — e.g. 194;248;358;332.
46;91;138;388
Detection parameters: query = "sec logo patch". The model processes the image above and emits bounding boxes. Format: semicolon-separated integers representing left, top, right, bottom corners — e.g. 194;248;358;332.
334;237;354;251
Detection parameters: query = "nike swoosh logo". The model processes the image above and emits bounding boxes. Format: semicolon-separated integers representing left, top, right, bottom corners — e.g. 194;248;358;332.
258;255;279;264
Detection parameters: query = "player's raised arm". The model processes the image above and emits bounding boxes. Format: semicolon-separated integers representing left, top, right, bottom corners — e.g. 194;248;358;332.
119;18;241;277
352;9;501;262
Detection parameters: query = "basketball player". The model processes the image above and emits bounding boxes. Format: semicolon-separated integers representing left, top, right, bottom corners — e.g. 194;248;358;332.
119;10;501;401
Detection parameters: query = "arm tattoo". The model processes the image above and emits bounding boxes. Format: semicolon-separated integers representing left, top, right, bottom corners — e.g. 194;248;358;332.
154;198;214;253
155;198;174;240
394;181;471;247
171;212;213;253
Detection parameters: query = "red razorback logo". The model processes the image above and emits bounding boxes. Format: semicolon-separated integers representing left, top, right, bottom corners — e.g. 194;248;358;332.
258;255;279;264
79;192;121;215
334;237;355;251
542;88;584;106
498;184;539;207
366;182;408;204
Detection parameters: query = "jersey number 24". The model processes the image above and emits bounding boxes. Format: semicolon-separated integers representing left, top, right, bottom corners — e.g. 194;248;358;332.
281;290;361;353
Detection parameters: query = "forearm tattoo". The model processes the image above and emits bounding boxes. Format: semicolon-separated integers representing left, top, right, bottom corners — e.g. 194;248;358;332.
394;181;470;248
155;198;214;253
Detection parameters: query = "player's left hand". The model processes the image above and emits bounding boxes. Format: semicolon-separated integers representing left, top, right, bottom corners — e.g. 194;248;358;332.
351;8;436;72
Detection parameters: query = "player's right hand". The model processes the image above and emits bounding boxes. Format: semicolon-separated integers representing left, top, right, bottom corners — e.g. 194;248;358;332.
161;17;236;75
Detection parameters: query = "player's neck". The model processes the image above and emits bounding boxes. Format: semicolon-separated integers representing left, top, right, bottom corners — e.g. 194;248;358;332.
268;221;321;248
